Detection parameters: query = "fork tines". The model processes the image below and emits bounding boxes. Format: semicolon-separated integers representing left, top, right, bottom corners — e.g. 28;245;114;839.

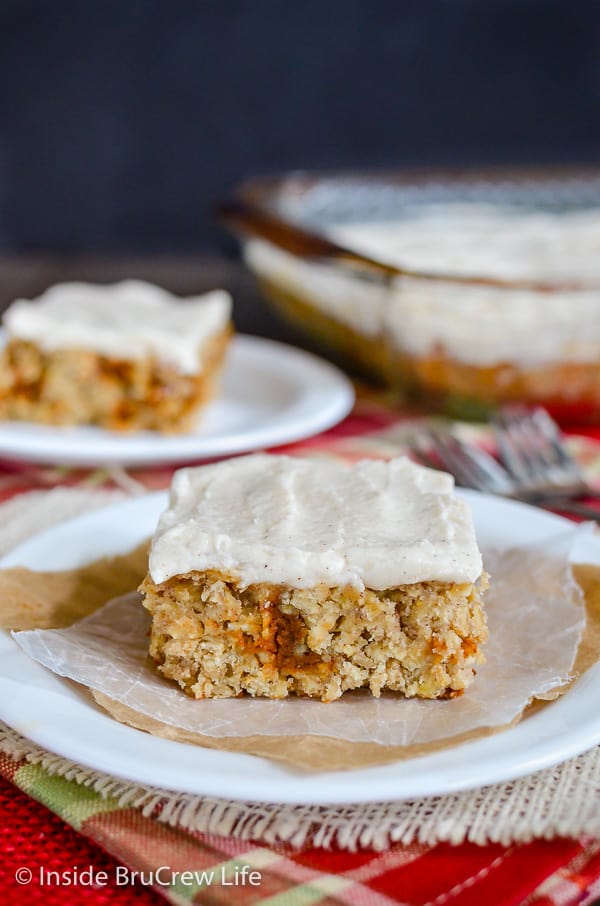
416;427;515;496
492;405;586;495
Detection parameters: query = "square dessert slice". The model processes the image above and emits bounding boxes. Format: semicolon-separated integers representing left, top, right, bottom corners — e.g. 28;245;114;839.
140;454;488;702
0;280;232;432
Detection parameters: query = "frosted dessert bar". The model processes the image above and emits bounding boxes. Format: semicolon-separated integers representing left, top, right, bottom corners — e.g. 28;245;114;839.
140;454;488;702
0;280;232;432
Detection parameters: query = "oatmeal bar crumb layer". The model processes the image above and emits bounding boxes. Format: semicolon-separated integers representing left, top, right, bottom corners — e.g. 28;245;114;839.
140;570;488;702
0;329;230;433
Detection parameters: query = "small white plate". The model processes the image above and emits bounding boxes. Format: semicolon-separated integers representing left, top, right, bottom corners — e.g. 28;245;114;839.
0;335;354;466
1;490;600;805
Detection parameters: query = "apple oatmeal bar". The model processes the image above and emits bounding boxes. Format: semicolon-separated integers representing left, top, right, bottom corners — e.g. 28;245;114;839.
140;454;488;702
0;280;232;433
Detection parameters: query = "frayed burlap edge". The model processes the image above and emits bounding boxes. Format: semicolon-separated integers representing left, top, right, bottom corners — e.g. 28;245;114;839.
0;720;599;850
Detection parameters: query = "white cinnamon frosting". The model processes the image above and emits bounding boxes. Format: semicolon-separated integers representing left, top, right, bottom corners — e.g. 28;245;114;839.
245;205;600;367
3;280;232;374
149;454;483;590
332;205;600;283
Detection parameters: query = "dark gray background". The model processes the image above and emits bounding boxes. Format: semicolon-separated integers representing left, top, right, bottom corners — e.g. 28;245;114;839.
1;0;599;253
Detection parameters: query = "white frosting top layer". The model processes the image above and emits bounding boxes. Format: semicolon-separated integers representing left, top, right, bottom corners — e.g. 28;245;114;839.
3;280;232;374
331;205;600;283
245;203;600;366
149;454;483;590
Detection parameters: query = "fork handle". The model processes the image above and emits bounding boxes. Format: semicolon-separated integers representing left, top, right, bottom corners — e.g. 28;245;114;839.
536;498;600;521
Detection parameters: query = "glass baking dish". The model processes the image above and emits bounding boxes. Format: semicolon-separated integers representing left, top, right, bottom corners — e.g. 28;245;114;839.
219;168;600;422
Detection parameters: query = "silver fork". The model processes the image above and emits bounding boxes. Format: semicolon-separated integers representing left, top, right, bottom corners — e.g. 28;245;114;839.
417;426;600;521
491;405;596;501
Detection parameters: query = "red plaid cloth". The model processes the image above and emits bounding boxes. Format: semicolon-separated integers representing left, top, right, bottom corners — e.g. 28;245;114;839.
0;391;599;906
1;767;598;906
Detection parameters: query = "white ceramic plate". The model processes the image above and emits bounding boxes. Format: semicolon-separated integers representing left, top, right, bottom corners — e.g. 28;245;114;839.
0;335;354;466
1;490;599;805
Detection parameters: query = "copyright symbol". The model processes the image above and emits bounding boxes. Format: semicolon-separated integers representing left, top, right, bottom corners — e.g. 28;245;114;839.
15;867;32;885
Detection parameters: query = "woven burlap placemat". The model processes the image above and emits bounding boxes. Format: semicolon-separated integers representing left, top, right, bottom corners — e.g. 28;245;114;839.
0;487;598;850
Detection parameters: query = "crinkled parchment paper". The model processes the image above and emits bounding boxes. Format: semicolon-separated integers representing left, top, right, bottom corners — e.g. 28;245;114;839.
11;528;588;750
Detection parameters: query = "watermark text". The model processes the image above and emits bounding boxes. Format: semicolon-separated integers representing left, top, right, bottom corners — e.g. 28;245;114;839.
14;864;262;889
